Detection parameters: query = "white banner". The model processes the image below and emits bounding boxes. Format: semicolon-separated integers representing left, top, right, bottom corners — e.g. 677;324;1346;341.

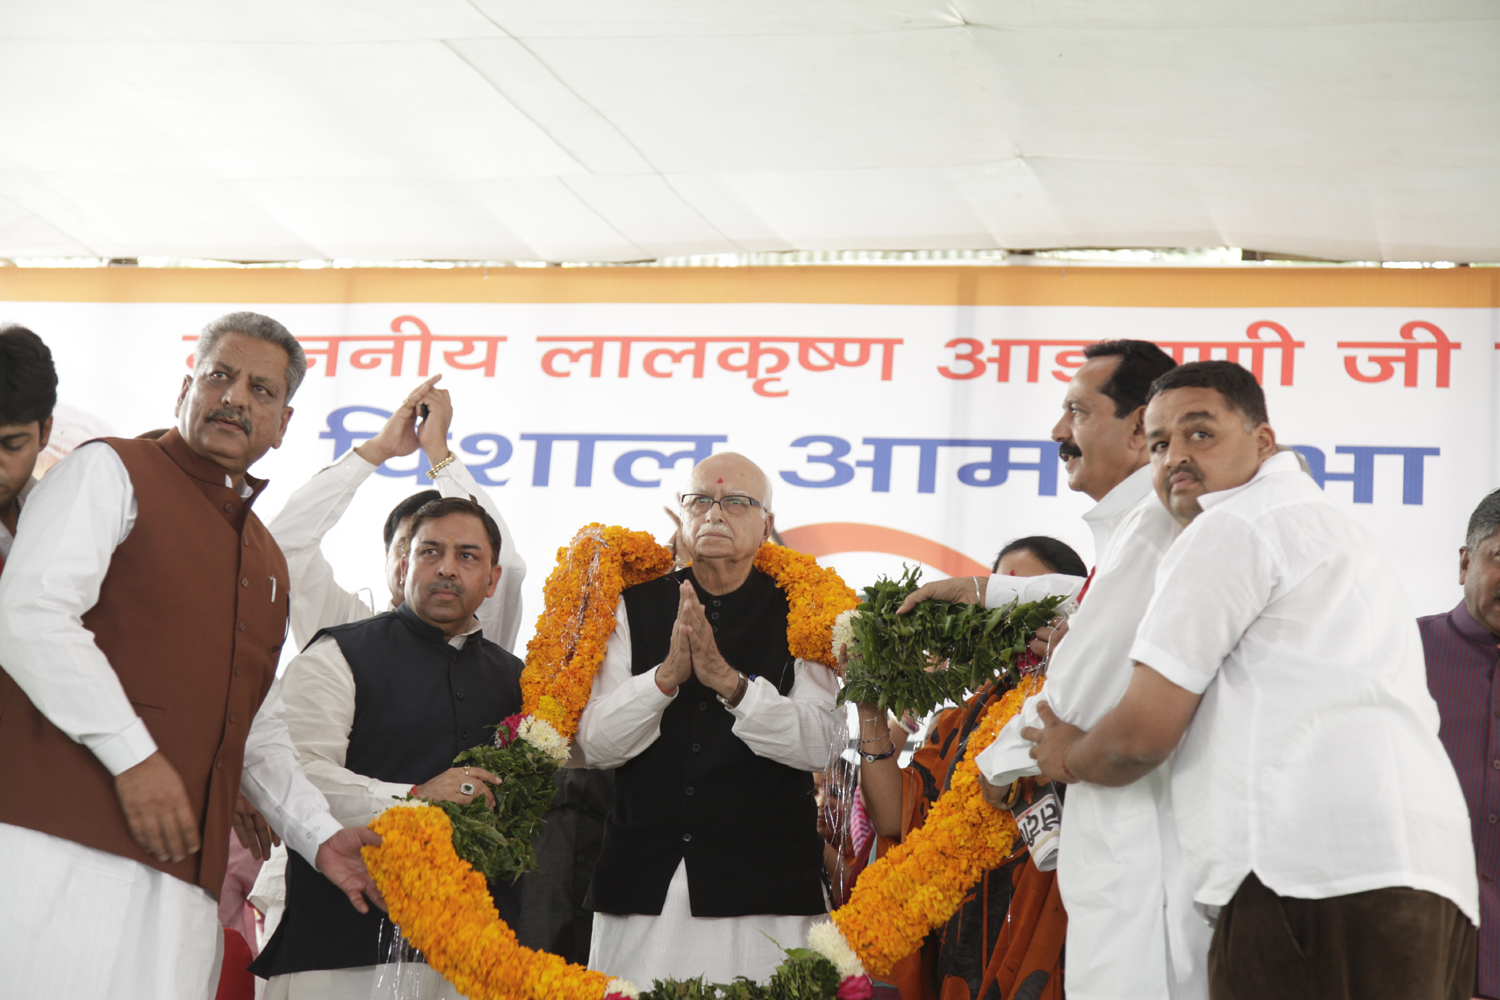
4;268;1497;654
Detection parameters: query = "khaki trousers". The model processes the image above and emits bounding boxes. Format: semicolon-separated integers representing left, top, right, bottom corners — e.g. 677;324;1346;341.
1209;872;1476;1000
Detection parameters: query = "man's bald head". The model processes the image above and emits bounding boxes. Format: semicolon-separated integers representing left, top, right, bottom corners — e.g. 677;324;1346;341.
683;452;773;514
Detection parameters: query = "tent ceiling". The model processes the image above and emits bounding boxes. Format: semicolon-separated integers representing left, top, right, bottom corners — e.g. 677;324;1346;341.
1;1;1496;262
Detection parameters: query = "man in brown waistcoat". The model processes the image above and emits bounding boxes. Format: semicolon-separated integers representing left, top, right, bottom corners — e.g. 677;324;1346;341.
0;311;383;1000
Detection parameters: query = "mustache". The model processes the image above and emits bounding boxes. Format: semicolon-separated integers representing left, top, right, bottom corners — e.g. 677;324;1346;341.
1164;461;1206;486
204;407;250;434
1057;440;1083;460
426;580;466;597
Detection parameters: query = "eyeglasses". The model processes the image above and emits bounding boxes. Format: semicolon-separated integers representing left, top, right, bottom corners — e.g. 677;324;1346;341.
680;493;764;517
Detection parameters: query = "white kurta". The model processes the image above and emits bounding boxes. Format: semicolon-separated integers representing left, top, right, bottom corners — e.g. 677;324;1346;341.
976;465;1212;1000
0;443;345;1000
577;598;844;986
266;622;485;1000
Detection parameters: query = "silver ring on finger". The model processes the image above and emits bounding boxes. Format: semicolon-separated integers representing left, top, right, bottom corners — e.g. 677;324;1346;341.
459;782;476;796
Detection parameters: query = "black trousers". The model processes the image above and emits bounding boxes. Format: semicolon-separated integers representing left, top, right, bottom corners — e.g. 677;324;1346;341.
1209;872;1476;1000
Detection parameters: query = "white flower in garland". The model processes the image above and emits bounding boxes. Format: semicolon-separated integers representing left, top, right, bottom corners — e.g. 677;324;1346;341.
518;715;571;766
604;977;641;999
831;608;860;663
807;920;865;980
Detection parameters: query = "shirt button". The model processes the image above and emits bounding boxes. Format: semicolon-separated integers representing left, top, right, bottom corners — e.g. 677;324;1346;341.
697;702;708;711
223;502;235;512
712;599;721;607
1492;760;1499;770
1490;815;1498;824
710;612;719;620
234;668;240;677
456;692;467;701
228;713;236;723
461;730;469;741
712;625;719;634
215;759;223;769
685;787;694;796
691;743;701;752
682;833;692;843
238;622;246;631
576;853;586;862
242;537;249;547
240;578;249;587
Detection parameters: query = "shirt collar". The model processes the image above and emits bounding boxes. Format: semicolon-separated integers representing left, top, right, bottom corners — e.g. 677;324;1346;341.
1084;464;1154;525
1450;600;1500;645
1197;449;1301;512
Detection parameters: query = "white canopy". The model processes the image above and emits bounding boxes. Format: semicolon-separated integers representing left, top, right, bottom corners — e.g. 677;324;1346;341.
1;1;1496;262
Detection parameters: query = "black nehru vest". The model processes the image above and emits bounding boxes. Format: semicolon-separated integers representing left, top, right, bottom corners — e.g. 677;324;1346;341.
251;603;524;978
586;567;826;918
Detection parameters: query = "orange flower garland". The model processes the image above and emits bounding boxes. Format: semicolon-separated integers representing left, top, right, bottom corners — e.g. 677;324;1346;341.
828;674;1046;978
521;524;675;739
363;805;612;1000
751;542;859;672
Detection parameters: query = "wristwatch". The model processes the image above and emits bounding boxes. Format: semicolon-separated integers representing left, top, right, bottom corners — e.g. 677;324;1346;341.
716;671;749;709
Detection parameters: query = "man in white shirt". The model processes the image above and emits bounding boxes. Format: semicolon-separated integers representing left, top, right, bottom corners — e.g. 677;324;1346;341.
252;497;524;1000
903;339;1212;1000
0;311;383;1000
0;324;54;569
576;452;844;986
270;372;526;654
1025;360;1478;1000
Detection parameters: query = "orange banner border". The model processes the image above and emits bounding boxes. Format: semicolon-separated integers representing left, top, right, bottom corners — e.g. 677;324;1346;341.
1;265;1496;309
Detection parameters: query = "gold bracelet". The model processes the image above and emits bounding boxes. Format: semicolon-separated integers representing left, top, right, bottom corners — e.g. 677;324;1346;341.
426;454;456;479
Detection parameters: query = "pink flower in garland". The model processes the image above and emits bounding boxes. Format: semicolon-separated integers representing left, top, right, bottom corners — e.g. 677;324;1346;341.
494;713;527;748
836;975;874;1000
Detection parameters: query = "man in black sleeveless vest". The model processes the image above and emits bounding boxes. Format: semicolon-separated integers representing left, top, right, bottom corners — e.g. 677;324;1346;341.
577;453;844;987
252;497;524;999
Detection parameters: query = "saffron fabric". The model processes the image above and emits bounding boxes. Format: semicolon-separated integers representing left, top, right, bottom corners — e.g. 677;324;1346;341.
888;685;1066;1000
1420;599;1500;999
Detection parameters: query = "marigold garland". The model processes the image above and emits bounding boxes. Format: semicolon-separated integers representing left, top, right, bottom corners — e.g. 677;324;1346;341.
751;542;859;672
521;524;675;740
827;674;1046;978
363;805;611;1000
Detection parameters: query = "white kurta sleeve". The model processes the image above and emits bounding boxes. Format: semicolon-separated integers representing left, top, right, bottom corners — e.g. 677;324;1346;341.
267;450;379;651
239;677;345;868
432;457;526;652
576;600;677;768
728;660;843;771
0;443;157;776
275;635;415;828
983;572;1086;610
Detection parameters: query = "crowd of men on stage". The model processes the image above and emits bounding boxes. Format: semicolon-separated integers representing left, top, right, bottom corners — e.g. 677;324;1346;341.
0;312;1496;1000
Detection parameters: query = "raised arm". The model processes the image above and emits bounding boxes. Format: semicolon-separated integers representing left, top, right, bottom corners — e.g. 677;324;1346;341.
269;450;380;650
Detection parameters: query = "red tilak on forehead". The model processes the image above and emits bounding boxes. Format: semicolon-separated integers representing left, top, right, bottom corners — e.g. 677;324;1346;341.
717;478;723;483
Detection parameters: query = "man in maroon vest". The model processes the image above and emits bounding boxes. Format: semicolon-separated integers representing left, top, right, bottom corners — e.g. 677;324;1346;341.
0;311;383;1000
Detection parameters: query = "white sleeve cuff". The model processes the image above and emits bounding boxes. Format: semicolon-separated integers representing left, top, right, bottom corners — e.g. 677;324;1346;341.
86;716;160;776
375;780;416;804
643;666;678;702
1129;639;1215;696
728;675;773;718
296;812;349;871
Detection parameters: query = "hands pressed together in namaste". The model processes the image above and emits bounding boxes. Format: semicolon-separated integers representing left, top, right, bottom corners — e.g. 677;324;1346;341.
655;579;748;704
